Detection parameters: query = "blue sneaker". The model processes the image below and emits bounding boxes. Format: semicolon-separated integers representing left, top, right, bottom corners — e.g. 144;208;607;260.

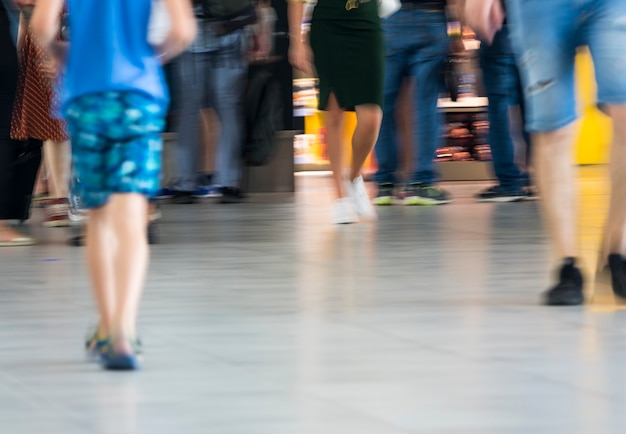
192;185;222;199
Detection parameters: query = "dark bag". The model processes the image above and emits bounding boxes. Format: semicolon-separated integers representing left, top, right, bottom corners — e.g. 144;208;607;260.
243;67;283;166
194;0;257;36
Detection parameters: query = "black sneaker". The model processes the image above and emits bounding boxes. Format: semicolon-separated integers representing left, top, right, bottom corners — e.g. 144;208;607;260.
373;183;395;206
543;258;584;306
476;185;525;203
403;183;451;205
608;254;626;299
219;187;245;204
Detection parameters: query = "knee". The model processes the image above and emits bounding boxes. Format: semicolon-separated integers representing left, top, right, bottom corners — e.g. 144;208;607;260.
325;110;343;130
357;106;382;134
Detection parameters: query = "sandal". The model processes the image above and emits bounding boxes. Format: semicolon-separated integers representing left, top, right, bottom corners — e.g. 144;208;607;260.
0;228;35;247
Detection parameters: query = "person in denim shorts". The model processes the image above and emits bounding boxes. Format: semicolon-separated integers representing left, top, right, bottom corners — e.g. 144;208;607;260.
31;0;196;369
465;0;626;305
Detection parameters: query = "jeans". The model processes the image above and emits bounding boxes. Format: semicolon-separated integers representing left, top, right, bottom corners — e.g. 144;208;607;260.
173;30;247;190
479;26;531;190
375;8;448;185
506;0;626;132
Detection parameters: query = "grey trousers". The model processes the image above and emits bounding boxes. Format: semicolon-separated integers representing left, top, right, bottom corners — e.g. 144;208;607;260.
173;31;247;190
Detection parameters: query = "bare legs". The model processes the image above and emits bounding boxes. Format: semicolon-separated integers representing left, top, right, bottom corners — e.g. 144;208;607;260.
86;193;149;353
601;105;626;261
43;140;70;199
531;124;579;260
323;93;382;198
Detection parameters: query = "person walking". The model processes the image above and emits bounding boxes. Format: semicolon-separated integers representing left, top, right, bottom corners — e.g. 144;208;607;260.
288;0;382;224
31;0;196;369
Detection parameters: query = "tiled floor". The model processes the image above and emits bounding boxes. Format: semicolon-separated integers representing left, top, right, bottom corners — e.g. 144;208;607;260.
1;166;625;434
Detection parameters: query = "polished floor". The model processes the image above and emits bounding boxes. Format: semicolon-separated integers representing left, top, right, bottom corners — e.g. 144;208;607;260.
1;166;625;434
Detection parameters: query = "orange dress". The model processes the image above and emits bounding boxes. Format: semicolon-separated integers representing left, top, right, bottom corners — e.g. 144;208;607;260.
11;28;68;142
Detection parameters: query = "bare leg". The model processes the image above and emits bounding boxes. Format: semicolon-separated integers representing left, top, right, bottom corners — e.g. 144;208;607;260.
350;104;382;181
602;105;626;258
85;206;116;338
324;93;346;198
43;140;70;199
108;194;149;351
532;123;579;260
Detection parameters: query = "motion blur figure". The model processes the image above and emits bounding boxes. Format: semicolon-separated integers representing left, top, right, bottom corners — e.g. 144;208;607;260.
31;0;196;370
288;0;382;224
465;0;626;305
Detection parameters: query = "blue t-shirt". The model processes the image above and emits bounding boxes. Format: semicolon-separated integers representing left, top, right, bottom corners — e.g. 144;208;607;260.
62;0;168;113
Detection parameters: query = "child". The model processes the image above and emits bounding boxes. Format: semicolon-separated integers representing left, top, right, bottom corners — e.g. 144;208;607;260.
31;0;196;370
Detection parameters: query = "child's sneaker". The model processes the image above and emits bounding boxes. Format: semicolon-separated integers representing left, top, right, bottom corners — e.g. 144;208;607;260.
99;339;142;371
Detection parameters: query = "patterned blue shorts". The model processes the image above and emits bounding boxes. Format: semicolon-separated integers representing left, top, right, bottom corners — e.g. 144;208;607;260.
65;92;165;209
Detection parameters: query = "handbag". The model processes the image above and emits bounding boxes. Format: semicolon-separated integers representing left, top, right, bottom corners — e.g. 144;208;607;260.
378;0;400;19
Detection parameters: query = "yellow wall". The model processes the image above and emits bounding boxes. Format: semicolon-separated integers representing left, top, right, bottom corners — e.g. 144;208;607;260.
575;50;612;165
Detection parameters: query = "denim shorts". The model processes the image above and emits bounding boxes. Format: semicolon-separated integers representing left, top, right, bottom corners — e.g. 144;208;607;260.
65;92;165;209
506;0;626;132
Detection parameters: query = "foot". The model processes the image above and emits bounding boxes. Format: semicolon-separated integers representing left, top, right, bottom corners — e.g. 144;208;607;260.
0;226;35;247
332;197;358;224
85;330;109;362
43;198;71;227
543;258;584;306
373;183;395;206
403;183;451;206
100;338;142;371
346;176;376;219
219;187;245;204
192;185;222;199
608;254;626;299
475;185;525;203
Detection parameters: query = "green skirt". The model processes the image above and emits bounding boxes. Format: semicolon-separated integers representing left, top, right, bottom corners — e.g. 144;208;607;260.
309;20;384;111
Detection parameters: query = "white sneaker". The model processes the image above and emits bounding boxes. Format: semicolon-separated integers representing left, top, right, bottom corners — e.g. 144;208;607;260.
346;176;377;220
333;198;358;225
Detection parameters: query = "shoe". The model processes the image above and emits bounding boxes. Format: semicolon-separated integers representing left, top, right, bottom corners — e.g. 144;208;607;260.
68;190;87;223
85;330;109;362
332;197;358;224
219;187;245;204
543;258;584;306
608;254;626;299
99;339;143;371
476;185;525;203
154;187;176;200
170;190;195;205
346;176;376;219
403;183;451;205
373;183;395;206
0;228;35;247
192;185;222;199
43;198;71;227
523;186;539;201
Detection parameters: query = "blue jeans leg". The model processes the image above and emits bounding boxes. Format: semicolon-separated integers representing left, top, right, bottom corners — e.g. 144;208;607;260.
480;28;524;190
374;34;405;185
409;23;448;185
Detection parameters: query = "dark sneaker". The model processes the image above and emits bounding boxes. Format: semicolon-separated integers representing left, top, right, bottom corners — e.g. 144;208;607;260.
476;185;525;203
608;254;626;299
403;183;451;206
219;187;245;204
373;183;395;206
523;186;539;201
544;258;584;306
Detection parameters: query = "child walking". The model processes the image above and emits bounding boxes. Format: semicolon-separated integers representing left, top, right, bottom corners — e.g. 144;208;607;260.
31;0;196;370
